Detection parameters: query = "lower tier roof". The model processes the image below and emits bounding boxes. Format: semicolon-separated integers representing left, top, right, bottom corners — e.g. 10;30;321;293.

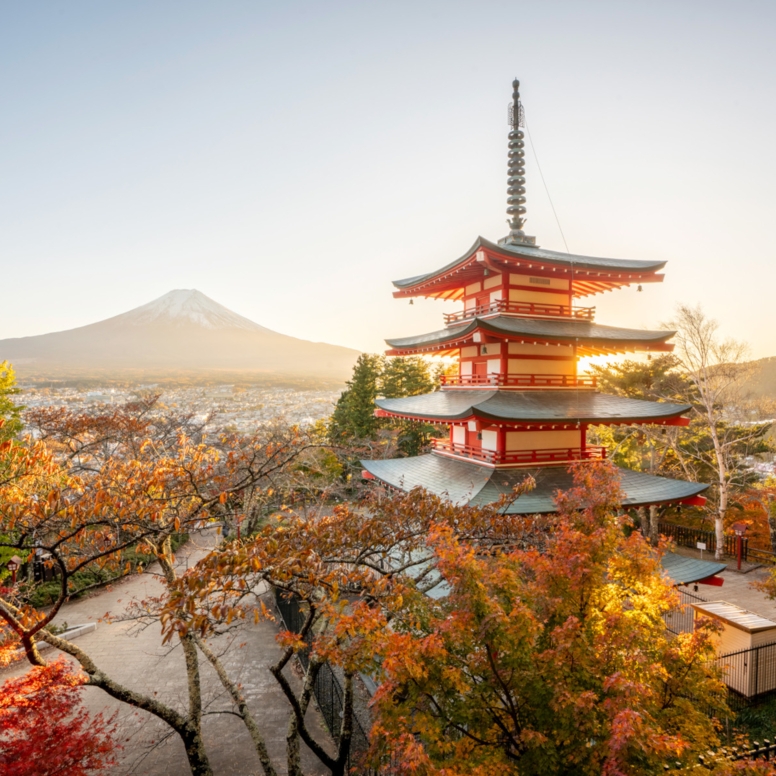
375;390;691;425
385;315;675;355
361;454;708;514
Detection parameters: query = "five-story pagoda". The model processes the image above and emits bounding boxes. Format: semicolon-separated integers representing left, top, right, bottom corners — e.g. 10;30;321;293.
361;80;708;515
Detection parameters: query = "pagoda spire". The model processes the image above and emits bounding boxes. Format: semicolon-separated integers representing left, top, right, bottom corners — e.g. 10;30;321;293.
501;79;536;247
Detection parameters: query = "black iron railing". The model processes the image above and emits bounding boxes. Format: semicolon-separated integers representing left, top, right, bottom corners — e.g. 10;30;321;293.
273;589;376;773
663;587;709;636
714;640;776;703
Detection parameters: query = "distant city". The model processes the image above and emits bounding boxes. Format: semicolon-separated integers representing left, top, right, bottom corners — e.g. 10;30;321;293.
20;383;342;433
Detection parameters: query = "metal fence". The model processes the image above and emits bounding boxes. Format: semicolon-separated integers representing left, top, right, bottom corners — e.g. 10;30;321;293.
664;740;776;768
713;640;776;703
273;588;376;774
658;522;748;560
663;587;709;635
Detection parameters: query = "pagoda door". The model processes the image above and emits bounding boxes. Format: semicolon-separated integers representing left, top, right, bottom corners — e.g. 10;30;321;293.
473;360;488;385
476;292;491;315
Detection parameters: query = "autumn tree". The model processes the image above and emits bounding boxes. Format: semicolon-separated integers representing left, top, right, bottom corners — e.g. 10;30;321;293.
164;463;739;775
0;400;317;776
0;656;119;776
165;477;546;776
369;463;729;775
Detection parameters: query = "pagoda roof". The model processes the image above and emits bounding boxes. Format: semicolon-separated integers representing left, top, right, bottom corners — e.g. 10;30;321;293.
385;315;675;356
361;454;707;514
375;390;690;425
661;552;727;586
393;237;666;300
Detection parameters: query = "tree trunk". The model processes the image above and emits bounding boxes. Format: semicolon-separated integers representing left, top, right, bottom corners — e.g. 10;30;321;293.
286;658;322;776
768;500;776;555
709;423;728;561
195;635;279;776
40;630;214;776
649;505;659;548
332;671;355;776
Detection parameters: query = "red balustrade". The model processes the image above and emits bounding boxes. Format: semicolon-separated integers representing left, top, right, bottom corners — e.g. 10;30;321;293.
444;299;595;326
431;439;607;465
440;373;597;388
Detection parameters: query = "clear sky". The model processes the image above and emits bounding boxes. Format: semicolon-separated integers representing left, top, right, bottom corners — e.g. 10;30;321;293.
2;1;775;358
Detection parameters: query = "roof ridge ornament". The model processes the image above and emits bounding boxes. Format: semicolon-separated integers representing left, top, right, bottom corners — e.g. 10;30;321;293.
499;79;537;248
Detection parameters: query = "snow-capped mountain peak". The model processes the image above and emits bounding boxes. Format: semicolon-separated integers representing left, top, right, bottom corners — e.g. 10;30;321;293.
112;290;271;332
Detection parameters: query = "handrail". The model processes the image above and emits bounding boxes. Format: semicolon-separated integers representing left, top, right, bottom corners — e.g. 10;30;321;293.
444;299;596;326
440;373;597;388
431;440;606;465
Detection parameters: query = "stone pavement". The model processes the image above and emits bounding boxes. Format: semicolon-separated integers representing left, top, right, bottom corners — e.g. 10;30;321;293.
2;531;330;776
672;545;776;620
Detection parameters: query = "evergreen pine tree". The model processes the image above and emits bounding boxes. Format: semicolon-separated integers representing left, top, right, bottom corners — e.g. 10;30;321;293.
328;354;385;441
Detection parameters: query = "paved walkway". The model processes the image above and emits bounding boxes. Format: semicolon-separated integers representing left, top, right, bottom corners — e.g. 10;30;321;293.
672;545;776;620
3;531;330;776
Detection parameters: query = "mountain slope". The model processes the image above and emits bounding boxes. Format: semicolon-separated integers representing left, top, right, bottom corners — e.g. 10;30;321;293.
0;290;360;380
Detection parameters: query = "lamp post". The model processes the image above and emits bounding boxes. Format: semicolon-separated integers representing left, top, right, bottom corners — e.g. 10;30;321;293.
6;556;21;587
731;521;749;571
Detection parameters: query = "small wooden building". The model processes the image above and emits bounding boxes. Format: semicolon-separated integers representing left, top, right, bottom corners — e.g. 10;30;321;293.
692;601;776;697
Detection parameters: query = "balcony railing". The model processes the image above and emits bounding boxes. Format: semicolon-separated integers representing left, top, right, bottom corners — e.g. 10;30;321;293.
440;373;597;389
431;440;607;466
444;299;595;326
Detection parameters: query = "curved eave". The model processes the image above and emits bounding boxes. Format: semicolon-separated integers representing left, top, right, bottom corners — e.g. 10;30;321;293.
661;552;727;586
385;316;676;357
361;455;708;514
374;391;692;427
392;237;667;300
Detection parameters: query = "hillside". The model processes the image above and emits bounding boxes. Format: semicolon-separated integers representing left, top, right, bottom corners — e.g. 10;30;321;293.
0;290;360;382
745;357;776;400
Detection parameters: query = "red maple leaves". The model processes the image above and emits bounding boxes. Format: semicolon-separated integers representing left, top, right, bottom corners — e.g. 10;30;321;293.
0;657;119;776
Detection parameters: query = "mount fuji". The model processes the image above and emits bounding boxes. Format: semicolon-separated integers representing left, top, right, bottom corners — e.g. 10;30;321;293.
0;290;360;380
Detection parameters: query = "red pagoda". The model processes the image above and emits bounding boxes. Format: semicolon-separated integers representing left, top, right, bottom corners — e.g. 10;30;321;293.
361;80;708;515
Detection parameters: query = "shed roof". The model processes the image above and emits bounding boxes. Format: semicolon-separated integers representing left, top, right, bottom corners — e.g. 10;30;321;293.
690;601;776;633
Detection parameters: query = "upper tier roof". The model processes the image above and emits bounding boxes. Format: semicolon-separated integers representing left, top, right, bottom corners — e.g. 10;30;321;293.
361;454;707;514
385;315;675;356
392;237;667;299
375;389;690;425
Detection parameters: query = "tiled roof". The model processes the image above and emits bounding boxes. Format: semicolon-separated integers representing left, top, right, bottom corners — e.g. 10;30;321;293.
385;315;675;350
361;454;708;514
661;552;727;586
393;236;667;289
375;390;690;424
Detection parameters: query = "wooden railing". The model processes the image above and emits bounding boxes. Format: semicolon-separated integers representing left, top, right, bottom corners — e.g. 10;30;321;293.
440;373;597;389
431;440;606;465
657;521;748;560
444;299;595;326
